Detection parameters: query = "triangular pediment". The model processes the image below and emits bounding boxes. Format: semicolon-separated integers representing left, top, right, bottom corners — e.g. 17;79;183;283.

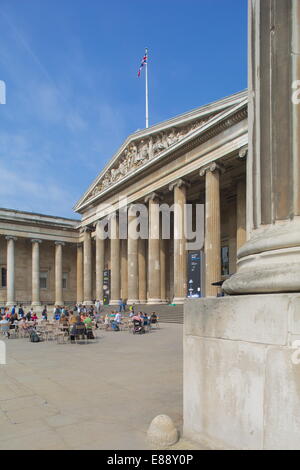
75;90;247;212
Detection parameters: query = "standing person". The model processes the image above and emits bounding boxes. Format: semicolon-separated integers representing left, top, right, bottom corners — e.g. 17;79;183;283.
18;304;25;318
42;306;48;320
11;305;16;316
118;298;123;313
26;310;32;321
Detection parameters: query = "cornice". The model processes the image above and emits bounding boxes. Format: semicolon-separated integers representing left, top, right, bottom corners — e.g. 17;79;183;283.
74;93;248;213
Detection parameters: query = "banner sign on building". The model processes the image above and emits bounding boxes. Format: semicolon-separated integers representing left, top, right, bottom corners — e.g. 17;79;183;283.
187;251;202;298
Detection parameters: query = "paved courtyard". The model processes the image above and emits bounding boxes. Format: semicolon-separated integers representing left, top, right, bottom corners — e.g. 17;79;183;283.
0;324;183;450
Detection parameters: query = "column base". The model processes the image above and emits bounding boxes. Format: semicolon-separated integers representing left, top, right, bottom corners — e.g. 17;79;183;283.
6;302;15;307
109;300;120;306
31;302;41;307
147;298;163;305
223;221;300;295
83;300;93;306
127;299;140;305
172;297;186;304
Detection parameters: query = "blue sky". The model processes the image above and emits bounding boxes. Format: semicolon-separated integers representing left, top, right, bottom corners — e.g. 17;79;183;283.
0;0;247;219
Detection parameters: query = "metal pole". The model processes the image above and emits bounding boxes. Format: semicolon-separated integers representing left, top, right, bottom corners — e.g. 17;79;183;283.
145;48;149;128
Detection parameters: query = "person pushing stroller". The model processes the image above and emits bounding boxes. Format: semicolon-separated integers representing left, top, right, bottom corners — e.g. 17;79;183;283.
131;312;145;334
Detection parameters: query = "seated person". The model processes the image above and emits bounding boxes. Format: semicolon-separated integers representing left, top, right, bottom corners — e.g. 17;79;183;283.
70;316;86;342
150;312;158;324
0;317;10;337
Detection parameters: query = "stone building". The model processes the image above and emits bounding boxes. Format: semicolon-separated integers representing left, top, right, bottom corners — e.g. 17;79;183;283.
0;90;248;307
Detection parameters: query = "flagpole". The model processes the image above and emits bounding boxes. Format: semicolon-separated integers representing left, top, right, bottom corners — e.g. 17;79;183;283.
145;48;149;128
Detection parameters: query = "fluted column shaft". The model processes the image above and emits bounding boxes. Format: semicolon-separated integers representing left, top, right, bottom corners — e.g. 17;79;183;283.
200;164;221;297
6;236;17;307
160;239;167;303
127;210;139;304
76;243;83;304
170;179;188;303
138;239;147;303
121;239;128;301
55;242;64;306
96;222;105;302
83;229;93;305
146;194;161;304
110;214;120;305
31;239;42;306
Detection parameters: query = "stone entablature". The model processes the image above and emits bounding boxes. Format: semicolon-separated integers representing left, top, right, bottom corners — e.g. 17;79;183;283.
0;208;80;244
75;90;248;213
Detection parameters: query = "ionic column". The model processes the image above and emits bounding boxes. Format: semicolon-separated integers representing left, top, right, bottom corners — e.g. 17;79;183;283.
138;238;147;303
95;221;105;302
83;227;93;305
55;241;64;306
160;238;167;303
76;243;83;304
5;236;17;307
169;179;189;303
31;239;42;307
110;213;120;305
127;208;139;304
200;163;222;297
121;239;128;301
145;193;161;304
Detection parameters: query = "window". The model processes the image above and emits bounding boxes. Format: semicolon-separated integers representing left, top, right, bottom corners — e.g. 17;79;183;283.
1;268;6;288
221;246;229;276
62;272;68;289
40;272;48;289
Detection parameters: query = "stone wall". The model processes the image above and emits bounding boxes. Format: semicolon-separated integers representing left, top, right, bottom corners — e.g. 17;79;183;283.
184;295;300;450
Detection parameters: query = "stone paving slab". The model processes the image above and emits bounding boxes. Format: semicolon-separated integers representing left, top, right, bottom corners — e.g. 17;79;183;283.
0;324;183;450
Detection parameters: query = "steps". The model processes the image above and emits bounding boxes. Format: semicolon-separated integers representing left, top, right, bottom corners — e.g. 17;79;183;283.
102;304;184;324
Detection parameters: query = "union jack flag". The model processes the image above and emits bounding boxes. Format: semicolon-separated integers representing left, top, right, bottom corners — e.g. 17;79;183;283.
138;51;147;77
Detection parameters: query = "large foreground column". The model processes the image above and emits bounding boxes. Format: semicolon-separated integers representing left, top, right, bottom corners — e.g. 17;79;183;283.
200;163;222;297
224;0;300;294
169;179;188;303
6;236;17;307
55;241;64;306
145;193;161;304
31;239;42;307
110;213;120;305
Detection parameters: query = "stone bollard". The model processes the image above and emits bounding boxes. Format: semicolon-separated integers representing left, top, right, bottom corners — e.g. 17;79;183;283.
147;414;179;448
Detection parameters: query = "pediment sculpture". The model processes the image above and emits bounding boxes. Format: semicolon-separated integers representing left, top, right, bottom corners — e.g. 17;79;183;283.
90;115;213;199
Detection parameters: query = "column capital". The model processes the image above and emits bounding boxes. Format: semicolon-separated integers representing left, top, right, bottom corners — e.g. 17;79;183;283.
238;146;248;160
169;178;190;192
31;238;42;244
144;192;161;204
55;241;65;246
199;162;225;177
80;225;93;234
5;236;17;242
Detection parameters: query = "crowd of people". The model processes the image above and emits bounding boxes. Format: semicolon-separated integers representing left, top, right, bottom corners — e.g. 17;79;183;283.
0;302;159;339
